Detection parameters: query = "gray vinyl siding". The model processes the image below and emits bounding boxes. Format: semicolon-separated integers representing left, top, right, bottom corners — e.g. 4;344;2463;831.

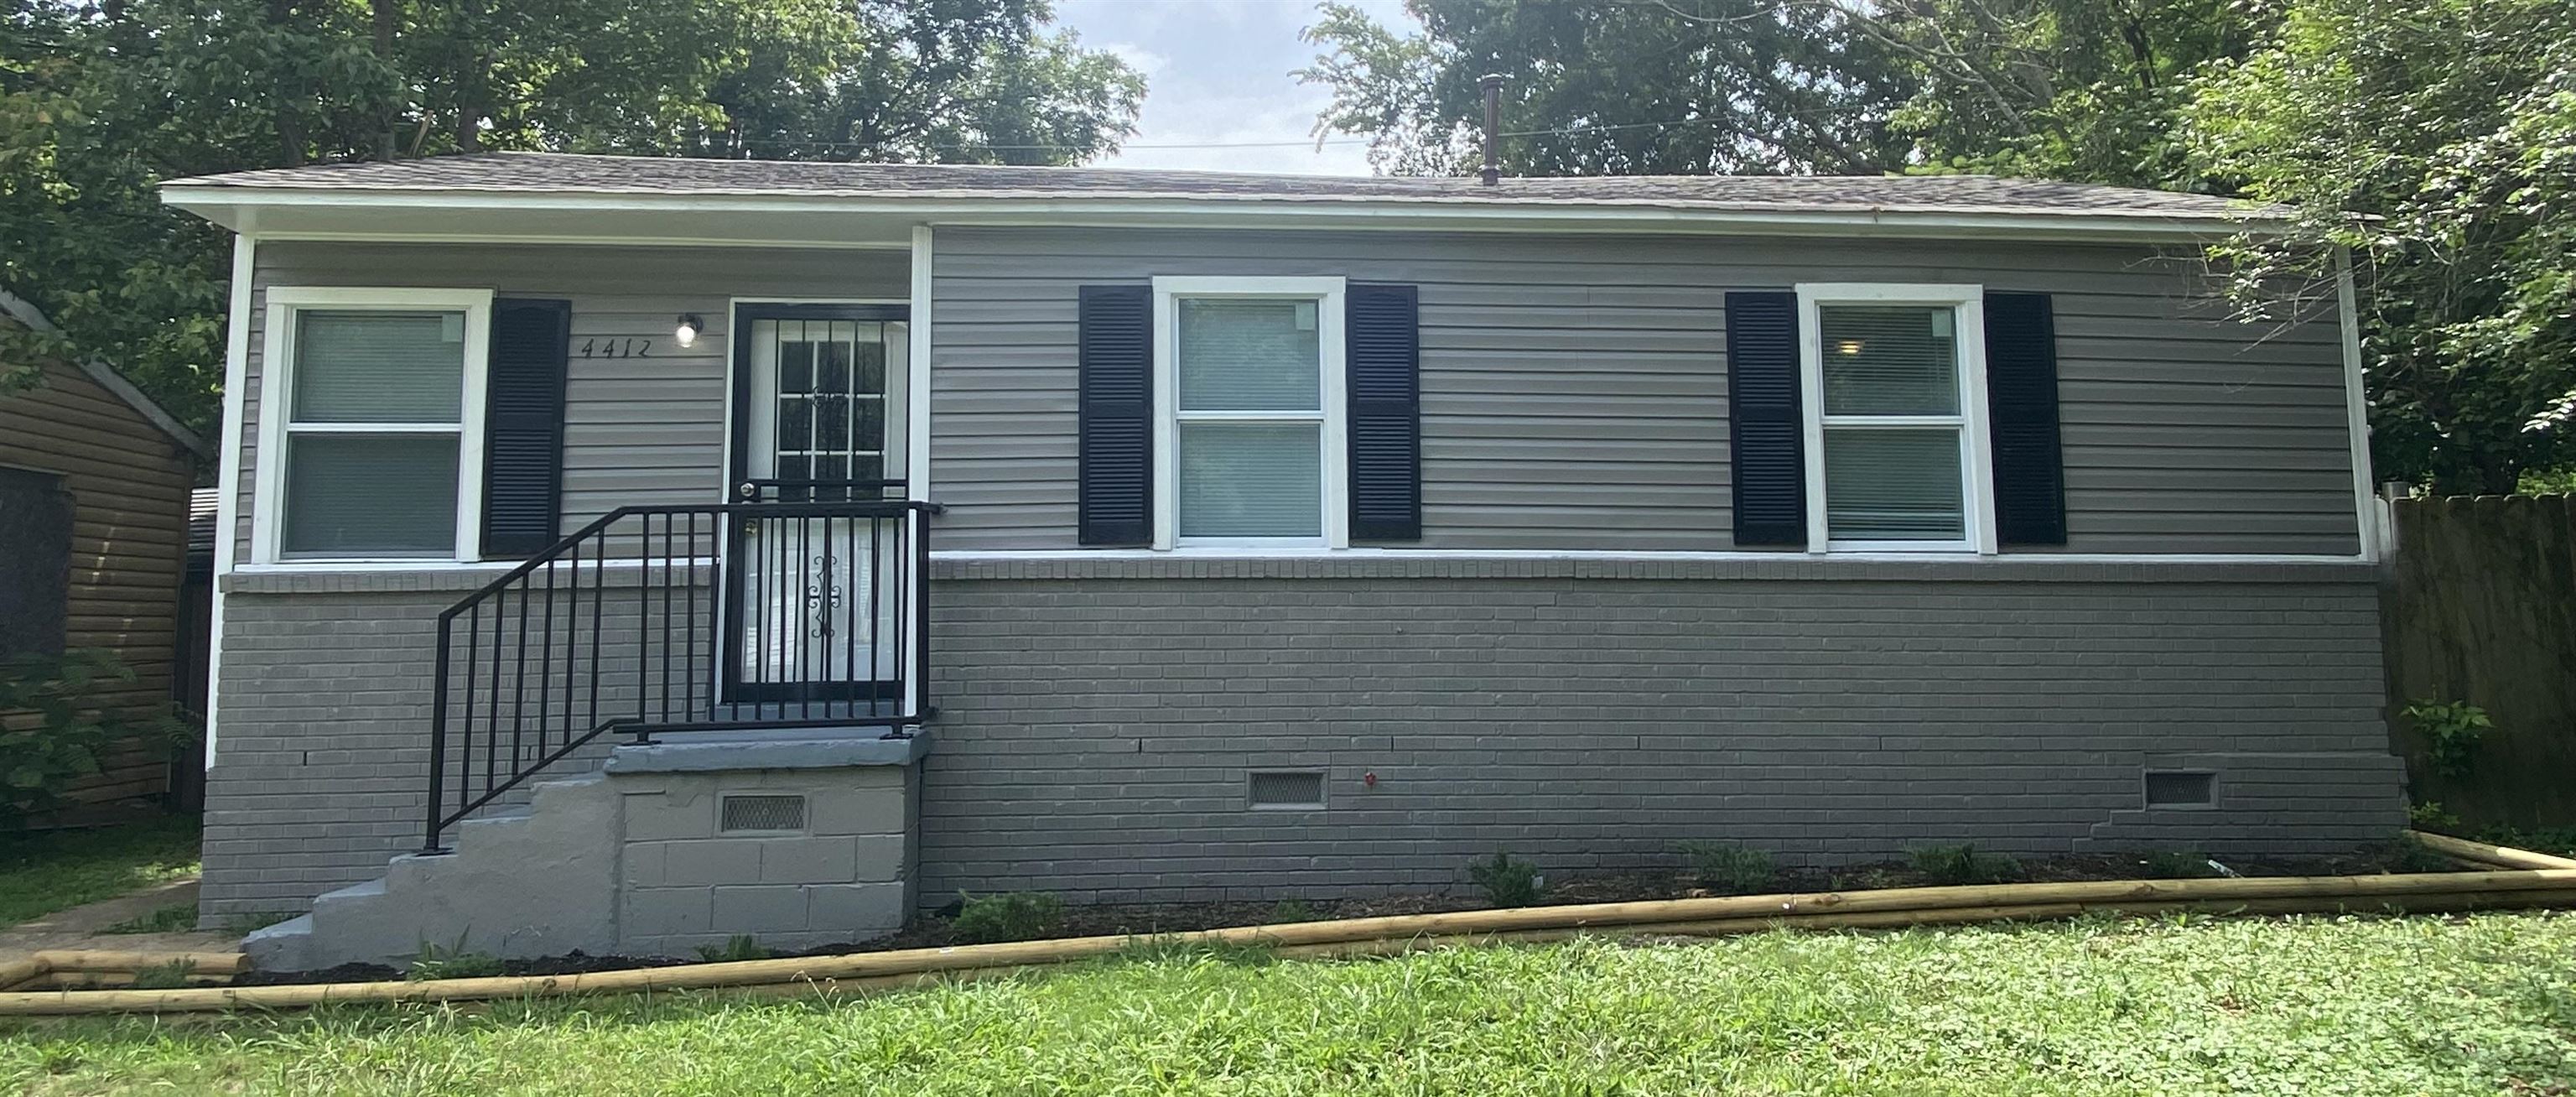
237;242;908;561
927;227;2359;554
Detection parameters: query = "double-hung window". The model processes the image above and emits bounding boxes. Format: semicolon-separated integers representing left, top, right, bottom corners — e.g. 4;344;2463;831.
1796;284;1996;554
1152;276;1348;548
256;288;491;564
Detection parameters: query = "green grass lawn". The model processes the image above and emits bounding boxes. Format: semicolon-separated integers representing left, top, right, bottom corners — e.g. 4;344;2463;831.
0;816;201;927
8;910;2576;1095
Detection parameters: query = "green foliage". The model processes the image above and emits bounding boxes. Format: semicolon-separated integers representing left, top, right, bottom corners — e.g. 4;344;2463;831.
0;651;190;826
2473;826;2576;859
1884;0;2277;190
2380;834;2459;874
2;0;1144;435
14;915;2576;1091
2188;0;2576;492
1910;844;2023;886
2134;850;2221;880
693;935;771;963
949;892;1064;944
2520;468;2576;496
124;959;195;990
1304;0;2576;492
2409;799;2463;830
2403;699;2494;778
99;902;197;935
1301;0;1916;176
1678;841;1777;895
1268;899;1317;924
1464;851;1543;907
407;934;502;981
217;911;303;937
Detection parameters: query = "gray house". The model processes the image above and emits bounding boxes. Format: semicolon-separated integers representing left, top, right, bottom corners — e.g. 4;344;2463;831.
161;153;2404;968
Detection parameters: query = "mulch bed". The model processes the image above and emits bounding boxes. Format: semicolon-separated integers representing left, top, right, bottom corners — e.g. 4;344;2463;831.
231;847;2438;986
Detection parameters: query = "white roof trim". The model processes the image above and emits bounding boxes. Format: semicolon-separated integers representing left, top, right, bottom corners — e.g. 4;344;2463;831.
161;185;2277;243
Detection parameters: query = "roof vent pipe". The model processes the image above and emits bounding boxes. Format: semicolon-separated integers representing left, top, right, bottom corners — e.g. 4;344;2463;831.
1478;73;1505;186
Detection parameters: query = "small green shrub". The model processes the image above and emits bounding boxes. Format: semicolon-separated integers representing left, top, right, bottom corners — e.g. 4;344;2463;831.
99;902;197;935
694;934;771;962
1269;899;1317;924
1678;842;1777;894
1466;851;1543;907
0;651;190;825
2134;850;2220;880
2403;699;2493;778
2475;826;2576;858
2380;834;2458;874
949;892;1065;944
127;959;196;990
1910;844;2023;886
2407;799;2462;830
408;934;504;981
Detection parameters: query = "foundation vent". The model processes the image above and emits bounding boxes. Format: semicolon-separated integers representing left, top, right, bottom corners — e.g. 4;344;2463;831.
1248;771;1327;809
2143;771;2215;808
719;793;808;833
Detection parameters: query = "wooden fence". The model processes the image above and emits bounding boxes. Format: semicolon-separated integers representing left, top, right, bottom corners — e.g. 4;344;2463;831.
2381;495;2576;831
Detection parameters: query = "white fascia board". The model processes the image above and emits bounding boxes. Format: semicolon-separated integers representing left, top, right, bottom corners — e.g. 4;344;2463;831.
160;185;2279;244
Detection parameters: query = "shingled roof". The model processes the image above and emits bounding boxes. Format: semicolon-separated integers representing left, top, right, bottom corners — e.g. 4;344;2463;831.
167;152;2267;221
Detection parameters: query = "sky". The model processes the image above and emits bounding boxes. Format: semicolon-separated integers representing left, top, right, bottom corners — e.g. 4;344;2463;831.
1051;0;1417;177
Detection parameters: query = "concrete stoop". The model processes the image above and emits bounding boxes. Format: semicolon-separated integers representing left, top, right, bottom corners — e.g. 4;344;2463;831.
247;735;928;972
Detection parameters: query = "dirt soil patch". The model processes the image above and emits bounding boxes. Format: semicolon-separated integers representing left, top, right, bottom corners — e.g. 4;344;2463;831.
231;847;2441;985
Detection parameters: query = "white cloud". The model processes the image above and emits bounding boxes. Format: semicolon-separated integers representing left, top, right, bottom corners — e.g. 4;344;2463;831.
1052;0;1418;177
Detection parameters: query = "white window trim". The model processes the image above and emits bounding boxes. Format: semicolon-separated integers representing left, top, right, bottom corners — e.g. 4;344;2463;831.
1795;283;1998;555
1150;275;1349;551
252;286;495;565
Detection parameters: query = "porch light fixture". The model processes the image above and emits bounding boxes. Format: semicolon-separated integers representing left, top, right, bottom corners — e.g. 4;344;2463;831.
674;314;704;348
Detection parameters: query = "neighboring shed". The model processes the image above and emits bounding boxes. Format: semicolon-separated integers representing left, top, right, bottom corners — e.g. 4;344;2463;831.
1;322;209;823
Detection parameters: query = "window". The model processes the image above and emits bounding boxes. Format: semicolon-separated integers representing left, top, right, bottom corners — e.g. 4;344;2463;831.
1152;276;1348;548
0;466;71;659
256;288;491;563
1796;284;1996;553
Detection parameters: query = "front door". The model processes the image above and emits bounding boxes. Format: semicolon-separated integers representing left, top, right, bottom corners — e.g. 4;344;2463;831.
724;304;908;709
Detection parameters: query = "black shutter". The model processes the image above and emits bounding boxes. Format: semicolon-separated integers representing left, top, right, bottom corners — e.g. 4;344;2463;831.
1347;283;1421;541
480;298;572;558
1078;284;1153;545
1984;292;2068;545
1725;290;1806;547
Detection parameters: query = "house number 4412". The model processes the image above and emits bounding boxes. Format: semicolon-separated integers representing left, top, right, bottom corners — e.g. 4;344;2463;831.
579;338;651;358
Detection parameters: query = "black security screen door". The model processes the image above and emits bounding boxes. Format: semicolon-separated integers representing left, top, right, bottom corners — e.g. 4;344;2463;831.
723;303;909;704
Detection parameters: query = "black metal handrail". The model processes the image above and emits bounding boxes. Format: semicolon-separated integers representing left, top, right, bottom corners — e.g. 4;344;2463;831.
422;496;938;853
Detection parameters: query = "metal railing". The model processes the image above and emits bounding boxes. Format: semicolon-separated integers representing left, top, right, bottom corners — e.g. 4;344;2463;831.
422;494;937;853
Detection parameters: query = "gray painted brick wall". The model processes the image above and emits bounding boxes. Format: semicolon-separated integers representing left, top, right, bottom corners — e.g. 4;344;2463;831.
913;571;2401;904
202;567;2403;918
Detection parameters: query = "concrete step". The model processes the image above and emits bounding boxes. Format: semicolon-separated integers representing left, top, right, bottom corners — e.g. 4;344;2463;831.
240;914;316;971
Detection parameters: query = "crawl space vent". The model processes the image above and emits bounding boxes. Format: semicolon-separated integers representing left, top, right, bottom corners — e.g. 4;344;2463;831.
719;793;808;833
2142;772;2215;808
1248;771;1326;809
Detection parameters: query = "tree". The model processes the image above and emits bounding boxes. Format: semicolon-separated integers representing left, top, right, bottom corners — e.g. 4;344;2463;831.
1302;0;2576;490
0;0;1144;433
2188;0;2576;492
1301;0;1919;176
1867;0;2277;190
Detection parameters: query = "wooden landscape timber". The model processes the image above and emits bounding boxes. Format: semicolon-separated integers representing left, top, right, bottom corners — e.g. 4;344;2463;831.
3;833;2567;1016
